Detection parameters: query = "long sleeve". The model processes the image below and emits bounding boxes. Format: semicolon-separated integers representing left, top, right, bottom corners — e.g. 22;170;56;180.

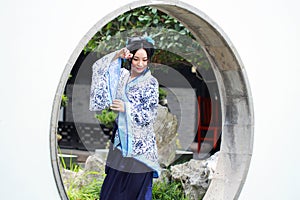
89;52;121;111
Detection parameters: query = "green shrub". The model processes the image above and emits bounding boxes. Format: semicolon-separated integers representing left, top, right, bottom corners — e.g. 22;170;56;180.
152;179;189;200
59;149;191;199
95;109;117;128
61;93;68;107
67;176;103;200
159;87;168;100
64;173;191;200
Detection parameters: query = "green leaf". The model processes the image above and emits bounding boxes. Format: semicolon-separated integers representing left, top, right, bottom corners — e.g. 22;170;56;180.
151;8;157;14
179;29;186;35
143;15;151;21
165;19;171;24
138;15;145;21
119;26;126;31
132;11;139;16
125;13;131;23
83;5;208;71
106;22;112;29
118;16;125;21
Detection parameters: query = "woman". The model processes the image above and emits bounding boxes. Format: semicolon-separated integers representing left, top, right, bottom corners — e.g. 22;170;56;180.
89;36;160;200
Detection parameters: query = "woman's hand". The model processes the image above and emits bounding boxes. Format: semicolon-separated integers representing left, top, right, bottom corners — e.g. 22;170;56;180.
110;99;125;112
115;48;133;60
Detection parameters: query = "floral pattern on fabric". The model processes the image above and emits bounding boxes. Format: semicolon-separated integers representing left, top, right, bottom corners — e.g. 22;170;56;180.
127;78;158;128
125;78;159;159
89;54;115;111
89;52;161;177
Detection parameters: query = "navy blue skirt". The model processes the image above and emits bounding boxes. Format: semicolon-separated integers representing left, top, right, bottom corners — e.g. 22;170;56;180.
100;145;154;200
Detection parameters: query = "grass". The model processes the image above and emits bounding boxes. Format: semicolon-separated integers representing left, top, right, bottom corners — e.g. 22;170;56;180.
152;178;189;200
61;167;189;200
65;176;189;200
58;148;190;200
66;175;103;200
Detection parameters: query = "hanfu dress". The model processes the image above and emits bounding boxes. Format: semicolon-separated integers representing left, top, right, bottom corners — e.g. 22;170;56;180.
89;51;161;200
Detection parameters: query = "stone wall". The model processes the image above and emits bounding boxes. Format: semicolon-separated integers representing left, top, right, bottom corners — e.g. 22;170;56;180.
154;105;178;167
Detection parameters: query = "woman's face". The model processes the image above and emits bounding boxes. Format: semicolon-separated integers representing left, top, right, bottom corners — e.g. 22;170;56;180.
130;48;148;77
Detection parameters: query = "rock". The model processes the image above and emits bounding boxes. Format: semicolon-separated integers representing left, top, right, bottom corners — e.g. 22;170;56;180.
61;168;84;189
170;152;219;200
154;105;178;167
82;154;106;184
61;154;106;191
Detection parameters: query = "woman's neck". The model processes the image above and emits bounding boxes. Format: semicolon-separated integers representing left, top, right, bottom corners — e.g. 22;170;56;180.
130;68;148;78
130;71;139;79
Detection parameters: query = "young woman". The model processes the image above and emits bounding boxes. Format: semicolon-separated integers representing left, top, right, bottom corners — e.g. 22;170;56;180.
89;36;160;200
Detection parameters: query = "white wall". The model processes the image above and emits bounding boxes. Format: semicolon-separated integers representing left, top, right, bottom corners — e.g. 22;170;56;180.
0;0;299;199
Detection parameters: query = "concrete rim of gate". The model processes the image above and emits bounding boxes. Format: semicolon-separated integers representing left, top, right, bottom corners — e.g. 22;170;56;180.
50;0;254;199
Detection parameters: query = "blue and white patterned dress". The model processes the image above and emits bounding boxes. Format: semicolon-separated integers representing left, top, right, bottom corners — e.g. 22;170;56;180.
90;51;161;178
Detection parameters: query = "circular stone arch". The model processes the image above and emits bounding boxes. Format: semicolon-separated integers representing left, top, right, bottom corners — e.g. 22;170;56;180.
50;0;254;199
